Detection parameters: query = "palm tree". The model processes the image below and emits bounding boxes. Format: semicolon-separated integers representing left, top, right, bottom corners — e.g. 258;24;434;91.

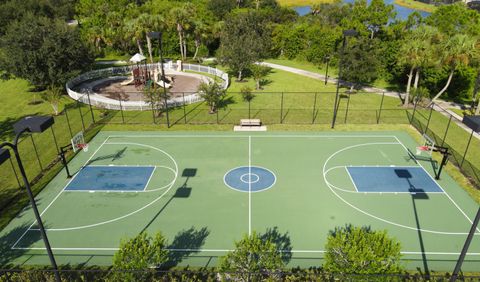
397;26;439;107
192;19;210;60
198;81;226;113
430;34;479;104
138;14;165;63
169;4;195;60
125;18;144;55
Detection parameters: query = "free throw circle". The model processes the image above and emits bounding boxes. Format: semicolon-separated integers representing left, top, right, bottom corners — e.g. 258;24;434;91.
224;166;276;192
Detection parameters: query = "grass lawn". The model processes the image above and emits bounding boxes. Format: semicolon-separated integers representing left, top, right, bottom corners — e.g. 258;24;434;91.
394;0;437;13
264;58;401;92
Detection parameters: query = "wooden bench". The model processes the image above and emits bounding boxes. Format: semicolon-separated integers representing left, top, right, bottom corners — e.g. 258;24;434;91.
240;119;261;126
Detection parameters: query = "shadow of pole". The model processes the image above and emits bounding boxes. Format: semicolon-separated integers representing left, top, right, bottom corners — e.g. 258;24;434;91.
395;169;430;279
141;169;196;234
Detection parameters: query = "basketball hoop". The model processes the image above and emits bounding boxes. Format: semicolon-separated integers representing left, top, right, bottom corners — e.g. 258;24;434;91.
416;145;429;155
76;143;89;152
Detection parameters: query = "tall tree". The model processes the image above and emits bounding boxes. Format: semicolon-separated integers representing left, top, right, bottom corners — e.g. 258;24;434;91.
218;11;272;81
397;26;439;106
169;3;195;60
364;0;395;39
137;13;164;63
341;37;380;92
426;2;480;37
0;14;94;89
125;17;145;56
430;34;479;103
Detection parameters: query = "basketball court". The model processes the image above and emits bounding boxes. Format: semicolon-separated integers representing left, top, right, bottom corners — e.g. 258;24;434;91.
0;131;479;271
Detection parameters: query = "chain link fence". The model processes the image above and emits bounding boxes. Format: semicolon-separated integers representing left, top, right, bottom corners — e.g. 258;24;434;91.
1;268;479;281
408;101;480;190
0;100;99;228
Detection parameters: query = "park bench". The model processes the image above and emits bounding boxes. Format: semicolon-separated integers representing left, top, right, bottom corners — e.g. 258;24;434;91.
240;119;262;127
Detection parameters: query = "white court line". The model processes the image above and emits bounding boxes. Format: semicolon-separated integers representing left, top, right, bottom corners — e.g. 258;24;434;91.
63;166;176;193
144;166;156;191
322;141;478;235
393;136;480;233
12;137;111;249
108;134;401;139
248;136;252;236
345;165;445;194
345;167;359;192
11;242;480;256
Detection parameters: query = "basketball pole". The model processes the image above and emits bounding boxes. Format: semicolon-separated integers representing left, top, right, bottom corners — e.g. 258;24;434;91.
59;144;73;178
431;146;449;180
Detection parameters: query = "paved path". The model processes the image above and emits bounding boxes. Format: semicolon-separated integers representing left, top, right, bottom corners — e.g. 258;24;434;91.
261;61;479;140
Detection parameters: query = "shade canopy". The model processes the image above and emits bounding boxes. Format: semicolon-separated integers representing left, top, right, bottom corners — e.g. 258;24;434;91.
0;148;10;164
462;115;480;132
13;116;54;135
129;53;147;63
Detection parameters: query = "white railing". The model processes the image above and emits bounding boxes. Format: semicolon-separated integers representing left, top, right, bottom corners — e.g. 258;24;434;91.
66;63;229;111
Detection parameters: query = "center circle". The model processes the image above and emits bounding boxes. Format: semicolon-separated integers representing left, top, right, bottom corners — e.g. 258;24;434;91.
240;173;260;184
224;166;276;192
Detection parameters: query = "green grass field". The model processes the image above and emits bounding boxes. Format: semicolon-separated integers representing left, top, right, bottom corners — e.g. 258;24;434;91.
1;131;479;272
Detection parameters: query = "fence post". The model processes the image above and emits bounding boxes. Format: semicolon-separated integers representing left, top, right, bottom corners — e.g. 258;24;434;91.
182;93;187;124
9;158;22;188
151;103;156;124
344;92;351;124
78;102;86;132
50;127;60;154
410;99;418;125
441;115;453;148
424;103;434;134
461;129;474;168
280;92;284;124
312;92;317;124
377;92;385;124
119;96;125;124
64;108;74;140
86;90;96;124
30;135;43;171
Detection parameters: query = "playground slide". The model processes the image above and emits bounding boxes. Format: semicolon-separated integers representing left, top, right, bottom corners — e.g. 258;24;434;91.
120;77;135;86
154;79;171;88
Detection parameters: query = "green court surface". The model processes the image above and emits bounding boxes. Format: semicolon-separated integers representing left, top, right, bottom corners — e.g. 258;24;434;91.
1;131;479;271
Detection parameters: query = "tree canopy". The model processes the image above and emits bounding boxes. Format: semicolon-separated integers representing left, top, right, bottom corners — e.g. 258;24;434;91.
0;14;94;88
324;225;403;275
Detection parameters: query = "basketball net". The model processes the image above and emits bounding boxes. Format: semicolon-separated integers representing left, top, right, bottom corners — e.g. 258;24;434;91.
76;143;89;152
416;145;429;155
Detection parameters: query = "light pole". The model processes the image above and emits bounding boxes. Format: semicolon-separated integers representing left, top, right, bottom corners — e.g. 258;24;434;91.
331;29;358;129
324;55;330;85
1;116;60;282
148;31;170;128
450;207;480;282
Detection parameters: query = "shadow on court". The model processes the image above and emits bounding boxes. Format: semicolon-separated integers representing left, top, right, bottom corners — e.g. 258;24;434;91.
141;168;196;234
260;227;292;264
395;169;430;278
85;147;127;167
165;226;210;268
0;223;40;267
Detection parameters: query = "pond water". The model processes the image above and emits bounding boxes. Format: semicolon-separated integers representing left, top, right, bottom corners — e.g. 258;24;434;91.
294;0;431;20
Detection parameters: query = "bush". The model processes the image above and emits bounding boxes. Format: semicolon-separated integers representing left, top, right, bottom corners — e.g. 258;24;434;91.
324;225;403;276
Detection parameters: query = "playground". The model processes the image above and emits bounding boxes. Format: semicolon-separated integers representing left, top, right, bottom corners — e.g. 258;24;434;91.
0;131;479;272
